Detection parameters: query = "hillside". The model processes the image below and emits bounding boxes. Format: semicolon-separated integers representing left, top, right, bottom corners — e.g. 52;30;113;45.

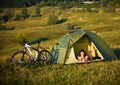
0;6;120;55
0;6;120;85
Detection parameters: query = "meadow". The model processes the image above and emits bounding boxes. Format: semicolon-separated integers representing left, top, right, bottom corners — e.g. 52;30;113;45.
0;6;120;85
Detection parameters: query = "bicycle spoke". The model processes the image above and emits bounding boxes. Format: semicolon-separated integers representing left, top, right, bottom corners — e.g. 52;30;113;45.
11;51;30;67
38;50;52;65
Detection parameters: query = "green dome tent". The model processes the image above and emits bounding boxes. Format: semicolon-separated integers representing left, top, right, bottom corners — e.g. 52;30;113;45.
52;30;117;64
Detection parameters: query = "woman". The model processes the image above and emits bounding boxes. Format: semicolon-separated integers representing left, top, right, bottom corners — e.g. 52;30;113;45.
77;50;89;62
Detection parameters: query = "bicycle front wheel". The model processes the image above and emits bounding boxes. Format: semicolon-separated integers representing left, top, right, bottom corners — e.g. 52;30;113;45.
38;50;52;65
11;51;31;67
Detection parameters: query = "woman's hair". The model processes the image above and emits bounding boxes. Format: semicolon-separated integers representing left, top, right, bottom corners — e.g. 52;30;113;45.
79;49;86;57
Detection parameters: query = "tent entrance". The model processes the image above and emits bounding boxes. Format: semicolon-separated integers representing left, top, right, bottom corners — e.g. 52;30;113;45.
73;35;104;61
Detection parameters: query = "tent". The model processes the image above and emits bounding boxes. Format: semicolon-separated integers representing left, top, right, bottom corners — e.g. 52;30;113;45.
52;30;117;64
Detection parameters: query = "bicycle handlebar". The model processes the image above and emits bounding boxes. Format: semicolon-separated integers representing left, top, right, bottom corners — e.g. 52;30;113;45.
23;39;28;44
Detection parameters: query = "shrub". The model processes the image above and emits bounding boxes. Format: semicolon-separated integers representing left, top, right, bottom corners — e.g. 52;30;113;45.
0;25;7;30
61;23;81;30
0;9;3;13
85;4;92;13
14;14;23;20
58;2;74;10
31;15;37;18
7;27;14;30
86;7;92;13
81;8;86;12
100;0;109;7
103;5;116;13
4;9;14;21
106;4;116;13
46;1;57;6
48;13;58;25
35;4;41;17
39;1;48;7
2;15;9;22
16;33;28;45
0;16;5;24
92;8;99;13
21;8;29;19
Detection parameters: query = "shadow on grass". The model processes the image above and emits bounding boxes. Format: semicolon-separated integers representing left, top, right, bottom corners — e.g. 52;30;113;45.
57;18;67;24
113;48;120;60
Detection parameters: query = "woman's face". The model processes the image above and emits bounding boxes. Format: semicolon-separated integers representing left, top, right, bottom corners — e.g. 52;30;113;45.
80;51;85;56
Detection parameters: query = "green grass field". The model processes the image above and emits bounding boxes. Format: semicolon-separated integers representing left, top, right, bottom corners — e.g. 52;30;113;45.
0;6;120;85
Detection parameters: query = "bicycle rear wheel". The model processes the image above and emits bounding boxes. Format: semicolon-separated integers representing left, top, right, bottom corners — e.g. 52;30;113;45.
38;50;52;65
11;51;31;67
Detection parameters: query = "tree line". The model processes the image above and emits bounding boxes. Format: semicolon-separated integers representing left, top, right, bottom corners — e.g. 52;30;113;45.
0;0;120;8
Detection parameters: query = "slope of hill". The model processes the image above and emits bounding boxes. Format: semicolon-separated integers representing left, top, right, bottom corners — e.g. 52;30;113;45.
0;6;120;55
0;6;120;85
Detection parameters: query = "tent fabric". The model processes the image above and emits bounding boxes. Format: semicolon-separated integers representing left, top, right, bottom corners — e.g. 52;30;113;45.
85;30;116;61
52;29;117;64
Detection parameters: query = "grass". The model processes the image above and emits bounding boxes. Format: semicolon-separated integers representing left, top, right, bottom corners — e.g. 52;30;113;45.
0;56;120;85
0;6;120;85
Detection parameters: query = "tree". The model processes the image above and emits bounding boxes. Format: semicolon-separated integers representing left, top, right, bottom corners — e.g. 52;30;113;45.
21;8;29;19
48;13;58;25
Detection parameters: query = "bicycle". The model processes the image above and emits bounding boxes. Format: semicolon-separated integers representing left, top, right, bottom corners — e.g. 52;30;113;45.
11;38;52;67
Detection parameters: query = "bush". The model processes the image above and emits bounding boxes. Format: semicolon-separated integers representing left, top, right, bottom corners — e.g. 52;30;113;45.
35;4;41;17
4;9;14;21
48;13;58;25
14;14;23;20
0;9;3;13
92;8;99;13
86;7;92;13
58;2;74;10
103;5;116;13
46;1;57;6
0;24;14;30
85;4;92;13
16;33;28;45
2;15;9;22
61;23;81;30
0;25;7;30
21;8;29;19
0;16;5;24
39;1;48;7
106;4;116;13
7;27;14;30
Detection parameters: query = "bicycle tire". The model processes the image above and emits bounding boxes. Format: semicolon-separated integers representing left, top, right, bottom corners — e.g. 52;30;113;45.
11;51;31;67
38;50;52;65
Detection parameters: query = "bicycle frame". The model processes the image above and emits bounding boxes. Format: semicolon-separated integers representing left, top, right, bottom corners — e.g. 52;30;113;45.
24;43;38;61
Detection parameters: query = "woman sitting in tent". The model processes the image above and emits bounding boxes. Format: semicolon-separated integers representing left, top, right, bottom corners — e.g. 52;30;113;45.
78;50;92;62
77;50;89;62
